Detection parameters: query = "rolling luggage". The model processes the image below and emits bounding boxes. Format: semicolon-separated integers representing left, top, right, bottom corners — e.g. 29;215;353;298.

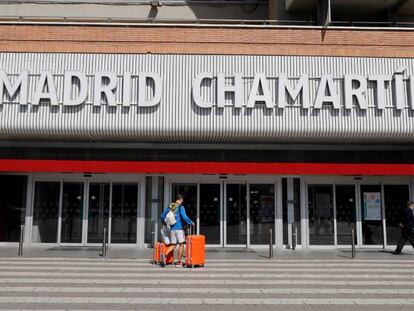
185;225;205;268
152;242;174;265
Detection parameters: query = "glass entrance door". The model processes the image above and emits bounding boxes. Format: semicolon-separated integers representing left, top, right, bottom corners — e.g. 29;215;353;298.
61;182;84;244
32;179;139;246
336;185;356;245
199;184;221;245
225;184;247;246
360;185;383;246
111;183;138;244
384;185;410;246
87;183;110;244
308;185;334;245
249;184;275;245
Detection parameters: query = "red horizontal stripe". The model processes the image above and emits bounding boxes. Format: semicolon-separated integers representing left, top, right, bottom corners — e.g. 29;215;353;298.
0;159;413;175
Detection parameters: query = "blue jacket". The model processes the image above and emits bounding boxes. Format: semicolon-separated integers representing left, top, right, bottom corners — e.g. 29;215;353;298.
160;204;193;230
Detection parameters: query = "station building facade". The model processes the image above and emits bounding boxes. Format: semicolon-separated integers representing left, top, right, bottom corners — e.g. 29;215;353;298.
0;22;414;250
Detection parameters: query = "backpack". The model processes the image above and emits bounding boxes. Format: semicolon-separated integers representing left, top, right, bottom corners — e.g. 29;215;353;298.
165;209;177;226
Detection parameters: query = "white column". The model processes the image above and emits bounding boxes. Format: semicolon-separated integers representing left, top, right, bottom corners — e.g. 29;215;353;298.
381;182;387;249
57;180;63;245
287;178;294;248
24;175;34;246
108;182;113;246
300;179;308;249
355;180;363;248
246;183;250;248
137;176;146;247
223;183;228;247
275;178;283;249
82;179;89;245
220;182;224;247
333;184;338;246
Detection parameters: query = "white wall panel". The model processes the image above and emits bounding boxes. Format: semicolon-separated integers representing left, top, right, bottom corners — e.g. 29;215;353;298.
0;53;414;143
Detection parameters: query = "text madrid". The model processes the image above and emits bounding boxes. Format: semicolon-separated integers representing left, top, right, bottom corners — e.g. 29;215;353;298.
1;70;414;110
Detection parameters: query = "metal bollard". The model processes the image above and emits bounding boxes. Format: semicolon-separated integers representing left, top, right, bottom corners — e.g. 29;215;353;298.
269;228;273;259
292;223;297;250
102;227;107;257
18;225;24;257
351;227;356;259
154;221;159;248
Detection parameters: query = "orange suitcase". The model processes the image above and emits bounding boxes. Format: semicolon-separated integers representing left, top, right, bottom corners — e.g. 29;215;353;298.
185;226;205;268
152;242;174;265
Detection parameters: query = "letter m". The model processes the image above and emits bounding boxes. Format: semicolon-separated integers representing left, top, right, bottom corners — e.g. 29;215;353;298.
278;74;310;108
0;70;28;105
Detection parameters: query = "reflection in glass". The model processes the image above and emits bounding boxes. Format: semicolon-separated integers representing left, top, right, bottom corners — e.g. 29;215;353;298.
361;185;383;245
199;184;220;244
336;185;356;245
61;182;84;243
32;182;59;243
226;184;247;245
111;184;138;243
87;183;110;243
250;184;275;245
385;185;410;245
308;185;334;245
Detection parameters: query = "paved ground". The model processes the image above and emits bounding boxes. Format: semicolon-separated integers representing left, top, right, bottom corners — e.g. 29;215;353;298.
1;244;414;260
0;246;414;310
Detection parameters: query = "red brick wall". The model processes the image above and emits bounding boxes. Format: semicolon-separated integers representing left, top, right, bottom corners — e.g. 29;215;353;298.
0;24;413;58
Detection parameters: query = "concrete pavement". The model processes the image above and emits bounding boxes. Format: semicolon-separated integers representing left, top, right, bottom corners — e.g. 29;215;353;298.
0;246;414;310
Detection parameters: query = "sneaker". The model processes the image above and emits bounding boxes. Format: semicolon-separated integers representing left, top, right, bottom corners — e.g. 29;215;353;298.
160;254;166;267
174;261;183;267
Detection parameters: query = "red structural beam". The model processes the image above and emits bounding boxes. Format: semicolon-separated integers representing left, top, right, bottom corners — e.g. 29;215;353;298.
0;159;413;175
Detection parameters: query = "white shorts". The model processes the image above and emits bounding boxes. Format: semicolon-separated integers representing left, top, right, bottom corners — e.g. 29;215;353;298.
170;229;185;244
160;226;171;245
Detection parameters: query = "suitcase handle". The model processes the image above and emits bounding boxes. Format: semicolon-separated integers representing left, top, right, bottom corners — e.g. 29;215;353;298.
188;223;195;236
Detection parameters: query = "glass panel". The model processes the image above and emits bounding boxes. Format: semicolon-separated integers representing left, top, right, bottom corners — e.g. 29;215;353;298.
87;183;110;244
336;185;356;245
172;184;197;225
250;184;275;245
282;178;301;246
61;182;84;243
226;184;247;245
200;184;220;245
32;182;60;243
0;175;27;242
308;185;334;245
111;183;138;244
361;185;383;245
385;185;410;246
145;177;164;244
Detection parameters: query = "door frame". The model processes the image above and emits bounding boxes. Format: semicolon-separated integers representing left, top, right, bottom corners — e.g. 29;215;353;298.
302;176;412;249
165;174;278;248
28;173;144;247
